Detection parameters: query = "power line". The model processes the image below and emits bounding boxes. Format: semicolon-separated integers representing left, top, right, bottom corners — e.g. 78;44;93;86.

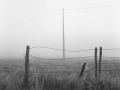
1;4;120;30
65;5;120;10
0;10;61;30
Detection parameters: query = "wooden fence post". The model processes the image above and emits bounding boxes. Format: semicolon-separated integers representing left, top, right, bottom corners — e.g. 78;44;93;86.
99;47;102;75
95;47;98;78
80;63;86;77
24;45;30;88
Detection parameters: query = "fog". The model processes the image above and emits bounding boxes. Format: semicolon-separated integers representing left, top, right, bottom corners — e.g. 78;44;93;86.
0;0;120;59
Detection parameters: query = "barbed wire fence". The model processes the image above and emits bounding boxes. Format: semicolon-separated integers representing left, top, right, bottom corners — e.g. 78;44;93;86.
0;45;120;88
21;45;120;88
28;45;120;68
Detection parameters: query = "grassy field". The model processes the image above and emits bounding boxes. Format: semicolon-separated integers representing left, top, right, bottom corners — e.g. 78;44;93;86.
0;57;120;90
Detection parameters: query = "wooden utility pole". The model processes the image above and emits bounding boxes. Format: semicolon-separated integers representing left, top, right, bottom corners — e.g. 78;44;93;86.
99;47;102;75
24;45;30;88
62;8;65;60
95;47;98;78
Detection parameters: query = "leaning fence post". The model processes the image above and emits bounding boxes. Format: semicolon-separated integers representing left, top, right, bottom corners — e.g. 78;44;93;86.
24;45;30;88
95;47;98;79
80;63;86;77
99;47;102;75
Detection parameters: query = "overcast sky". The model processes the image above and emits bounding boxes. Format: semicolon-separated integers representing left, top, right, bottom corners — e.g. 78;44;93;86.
0;0;120;58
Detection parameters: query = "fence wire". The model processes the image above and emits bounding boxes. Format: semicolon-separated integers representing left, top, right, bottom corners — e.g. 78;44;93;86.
25;47;120;76
29;55;95;61
29;55;80;69
30;45;120;52
30;46;95;52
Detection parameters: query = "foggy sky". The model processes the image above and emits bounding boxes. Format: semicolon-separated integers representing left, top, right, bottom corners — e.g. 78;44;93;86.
0;0;120;58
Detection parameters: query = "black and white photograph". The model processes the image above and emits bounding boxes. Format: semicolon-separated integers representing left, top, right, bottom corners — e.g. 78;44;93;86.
0;0;120;90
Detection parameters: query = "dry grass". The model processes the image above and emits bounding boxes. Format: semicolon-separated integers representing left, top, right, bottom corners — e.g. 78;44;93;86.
0;70;120;90
0;59;120;90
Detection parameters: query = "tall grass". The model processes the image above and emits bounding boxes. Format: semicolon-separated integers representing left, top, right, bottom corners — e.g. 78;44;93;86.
0;69;120;90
